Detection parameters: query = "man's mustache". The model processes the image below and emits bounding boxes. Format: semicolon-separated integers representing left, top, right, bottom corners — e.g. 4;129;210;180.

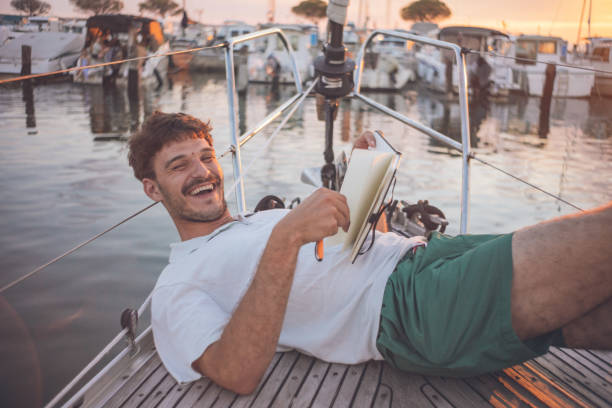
182;177;221;195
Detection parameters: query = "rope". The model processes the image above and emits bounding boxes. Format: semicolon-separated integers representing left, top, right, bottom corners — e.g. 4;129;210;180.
43;291;153;408
465;49;612;76
0;43;226;85
0;201;159;294
224;77;319;202
469;153;584;212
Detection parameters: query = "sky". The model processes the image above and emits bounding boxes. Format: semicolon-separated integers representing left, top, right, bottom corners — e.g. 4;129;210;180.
1;0;611;45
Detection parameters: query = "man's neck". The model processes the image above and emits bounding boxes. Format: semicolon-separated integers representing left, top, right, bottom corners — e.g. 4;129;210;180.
176;212;235;241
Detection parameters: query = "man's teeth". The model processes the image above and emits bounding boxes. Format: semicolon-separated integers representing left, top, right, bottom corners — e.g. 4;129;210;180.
190;184;214;195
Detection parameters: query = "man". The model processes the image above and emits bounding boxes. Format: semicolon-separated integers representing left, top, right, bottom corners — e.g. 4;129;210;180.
128;111;612;395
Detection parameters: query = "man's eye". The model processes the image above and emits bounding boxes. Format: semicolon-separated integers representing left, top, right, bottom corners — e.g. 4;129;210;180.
201;155;214;162
171;163;186;171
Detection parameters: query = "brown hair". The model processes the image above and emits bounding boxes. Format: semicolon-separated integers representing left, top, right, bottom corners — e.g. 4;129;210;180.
128;111;213;180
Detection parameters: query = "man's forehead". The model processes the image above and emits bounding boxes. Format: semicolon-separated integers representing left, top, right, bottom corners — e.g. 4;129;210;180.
160;137;214;155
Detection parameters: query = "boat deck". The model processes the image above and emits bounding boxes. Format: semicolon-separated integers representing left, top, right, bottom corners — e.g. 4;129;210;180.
83;336;611;408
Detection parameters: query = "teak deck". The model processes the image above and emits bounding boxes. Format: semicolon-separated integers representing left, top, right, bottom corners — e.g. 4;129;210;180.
80;335;611;408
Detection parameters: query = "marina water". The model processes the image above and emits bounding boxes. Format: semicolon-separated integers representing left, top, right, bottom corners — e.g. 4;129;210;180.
1;71;611;406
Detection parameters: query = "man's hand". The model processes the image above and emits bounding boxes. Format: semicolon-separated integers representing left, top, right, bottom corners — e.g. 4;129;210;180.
191;188;350;395
352;130;376;151
277;188;350;247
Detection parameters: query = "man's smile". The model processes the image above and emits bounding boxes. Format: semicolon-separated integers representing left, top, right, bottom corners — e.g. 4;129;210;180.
183;179;220;198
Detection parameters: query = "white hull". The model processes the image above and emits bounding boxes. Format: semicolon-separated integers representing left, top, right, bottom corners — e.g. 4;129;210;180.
521;66;594;98
0;31;84;75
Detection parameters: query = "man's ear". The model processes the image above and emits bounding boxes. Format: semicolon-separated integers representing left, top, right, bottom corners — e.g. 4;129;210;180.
142;177;163;202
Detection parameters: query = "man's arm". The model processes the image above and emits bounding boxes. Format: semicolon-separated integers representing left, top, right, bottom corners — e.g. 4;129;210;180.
191;188;350;395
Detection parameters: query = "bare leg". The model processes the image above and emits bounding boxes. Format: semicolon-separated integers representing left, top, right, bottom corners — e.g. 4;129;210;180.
510;202;612;341
561;296;612;349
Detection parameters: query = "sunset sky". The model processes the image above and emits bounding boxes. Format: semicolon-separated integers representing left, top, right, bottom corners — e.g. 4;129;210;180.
2;0;611;45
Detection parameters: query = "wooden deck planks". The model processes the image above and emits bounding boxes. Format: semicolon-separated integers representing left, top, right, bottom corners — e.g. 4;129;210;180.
108;346;611;408
104;351;162;408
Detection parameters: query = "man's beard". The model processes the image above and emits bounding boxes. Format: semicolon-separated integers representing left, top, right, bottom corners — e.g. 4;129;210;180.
158;179;228;223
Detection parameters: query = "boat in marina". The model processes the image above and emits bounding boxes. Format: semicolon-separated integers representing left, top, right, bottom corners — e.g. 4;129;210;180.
416;26;520;97
247;23;318;84
70;14;169;86
190;21;254;71
586;37;612;97
169;21;215;71
358;31;416;91
513;35;595;98
0;16;85;75
0;30;85;75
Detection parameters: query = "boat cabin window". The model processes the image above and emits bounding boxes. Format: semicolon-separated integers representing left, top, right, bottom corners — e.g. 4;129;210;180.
538;41;557;55
592;46;610;63
516;40;537;65
230;30;239;38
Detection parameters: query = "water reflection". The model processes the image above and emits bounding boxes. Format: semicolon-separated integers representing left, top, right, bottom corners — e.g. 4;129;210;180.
22;80;36;129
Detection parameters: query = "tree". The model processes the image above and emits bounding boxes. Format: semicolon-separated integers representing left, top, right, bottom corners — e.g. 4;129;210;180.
400;0;451;22
10;0;51;16
138;0;181;18
291;0;327;25
69;0;124;15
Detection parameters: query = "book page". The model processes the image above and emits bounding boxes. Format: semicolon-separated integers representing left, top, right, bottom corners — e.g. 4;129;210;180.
326;148;393;248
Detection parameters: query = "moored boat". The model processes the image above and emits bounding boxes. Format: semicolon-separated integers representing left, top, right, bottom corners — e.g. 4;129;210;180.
0;30;85;75
416;26;520;97
190;21;254;71
513;35;595;98
586;37;612;97
247;23;318;84
71;14;169;87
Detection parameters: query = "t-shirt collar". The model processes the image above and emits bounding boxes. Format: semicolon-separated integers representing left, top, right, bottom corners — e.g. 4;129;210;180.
168;212;252;263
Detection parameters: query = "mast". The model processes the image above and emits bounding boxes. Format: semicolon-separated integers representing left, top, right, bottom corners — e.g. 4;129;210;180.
576;0;587;46
267;0;275;23
587;0;592;39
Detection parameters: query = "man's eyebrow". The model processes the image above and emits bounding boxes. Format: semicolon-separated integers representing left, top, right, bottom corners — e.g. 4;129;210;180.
164;148;215;170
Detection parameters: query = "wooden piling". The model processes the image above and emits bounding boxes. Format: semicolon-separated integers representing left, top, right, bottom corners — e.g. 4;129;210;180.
21;45;31;76
538;63;556;138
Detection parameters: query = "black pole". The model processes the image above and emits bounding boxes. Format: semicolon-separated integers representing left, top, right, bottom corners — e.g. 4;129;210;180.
314;10;355;191
539;63;556;138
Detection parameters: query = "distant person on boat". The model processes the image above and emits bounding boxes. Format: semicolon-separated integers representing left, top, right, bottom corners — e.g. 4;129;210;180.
128;111;612;395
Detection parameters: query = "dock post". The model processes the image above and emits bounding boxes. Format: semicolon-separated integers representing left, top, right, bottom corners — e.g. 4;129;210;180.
21;45;31;76
127;68;139;101
21;45;36;129
539;63;556;138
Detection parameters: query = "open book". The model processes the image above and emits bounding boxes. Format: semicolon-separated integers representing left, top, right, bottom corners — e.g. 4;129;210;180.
326;131;401;263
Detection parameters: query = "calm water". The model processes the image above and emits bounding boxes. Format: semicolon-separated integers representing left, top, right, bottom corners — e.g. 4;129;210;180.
1;71;611;406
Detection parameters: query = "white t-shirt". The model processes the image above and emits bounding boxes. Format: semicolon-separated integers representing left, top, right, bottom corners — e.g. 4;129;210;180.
152;209;425;383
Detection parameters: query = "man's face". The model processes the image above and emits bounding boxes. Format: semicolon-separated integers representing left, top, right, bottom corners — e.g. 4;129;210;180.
145;137;228;223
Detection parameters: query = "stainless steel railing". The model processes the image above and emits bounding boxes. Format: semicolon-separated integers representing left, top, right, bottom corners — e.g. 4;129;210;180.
353;30;472;233
223;28;305;213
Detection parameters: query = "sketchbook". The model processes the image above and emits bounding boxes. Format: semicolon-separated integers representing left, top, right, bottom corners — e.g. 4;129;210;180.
326;131;401;263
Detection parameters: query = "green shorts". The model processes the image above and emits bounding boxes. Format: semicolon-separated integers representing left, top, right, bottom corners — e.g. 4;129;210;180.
376;232;564;377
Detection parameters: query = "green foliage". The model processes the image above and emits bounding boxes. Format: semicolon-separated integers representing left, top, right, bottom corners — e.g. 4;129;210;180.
69;0;124;15
10;0;51;16
138;0;181;18
291;0;327;24
400;0;451;22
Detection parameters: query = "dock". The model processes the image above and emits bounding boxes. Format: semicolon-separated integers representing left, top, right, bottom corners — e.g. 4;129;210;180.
75;331;611;408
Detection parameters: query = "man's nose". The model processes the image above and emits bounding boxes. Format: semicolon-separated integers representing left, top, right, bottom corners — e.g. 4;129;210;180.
191;159;211;178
